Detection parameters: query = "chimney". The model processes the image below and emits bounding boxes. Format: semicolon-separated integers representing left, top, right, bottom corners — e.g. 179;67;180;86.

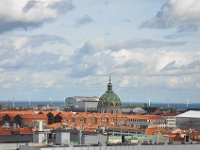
38;121;43;131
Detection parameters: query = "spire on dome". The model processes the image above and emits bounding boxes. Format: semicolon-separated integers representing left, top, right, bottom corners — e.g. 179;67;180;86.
107;75;112;91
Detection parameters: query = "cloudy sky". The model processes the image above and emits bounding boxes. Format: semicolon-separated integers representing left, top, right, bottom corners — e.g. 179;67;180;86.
0;0;200;103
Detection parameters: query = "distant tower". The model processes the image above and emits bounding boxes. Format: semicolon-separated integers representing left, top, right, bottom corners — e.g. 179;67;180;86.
28;97;31;107
50;97;52;105
12;99;15;107
12;97;15;107
148;98;151;107
186;99;190;108
97;76;121;114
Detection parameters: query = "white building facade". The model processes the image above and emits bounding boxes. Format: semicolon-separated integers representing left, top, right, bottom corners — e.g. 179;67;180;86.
176;110;200;130
65;96;99;112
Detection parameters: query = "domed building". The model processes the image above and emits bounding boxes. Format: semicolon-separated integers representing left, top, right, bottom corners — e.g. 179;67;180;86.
97;76;122;114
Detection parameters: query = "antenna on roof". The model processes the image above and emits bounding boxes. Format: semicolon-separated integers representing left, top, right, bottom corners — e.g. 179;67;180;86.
109;75;111;83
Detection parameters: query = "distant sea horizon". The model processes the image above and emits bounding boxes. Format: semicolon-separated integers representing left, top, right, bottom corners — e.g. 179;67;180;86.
0;100;200;110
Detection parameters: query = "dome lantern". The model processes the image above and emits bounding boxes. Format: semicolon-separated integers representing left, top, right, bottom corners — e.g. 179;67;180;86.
107;76;112;91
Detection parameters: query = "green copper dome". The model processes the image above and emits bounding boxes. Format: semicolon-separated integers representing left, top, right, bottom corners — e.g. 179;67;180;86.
99;77;121;106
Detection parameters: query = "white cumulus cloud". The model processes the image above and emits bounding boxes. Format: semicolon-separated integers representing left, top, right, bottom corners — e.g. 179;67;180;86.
69;39;200;90
141;0;200;32
0;0;74;33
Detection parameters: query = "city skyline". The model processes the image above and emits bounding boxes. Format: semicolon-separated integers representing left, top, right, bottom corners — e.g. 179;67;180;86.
0;0;200;103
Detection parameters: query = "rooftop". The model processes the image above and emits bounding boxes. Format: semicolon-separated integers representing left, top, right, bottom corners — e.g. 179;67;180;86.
176;110;200;118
